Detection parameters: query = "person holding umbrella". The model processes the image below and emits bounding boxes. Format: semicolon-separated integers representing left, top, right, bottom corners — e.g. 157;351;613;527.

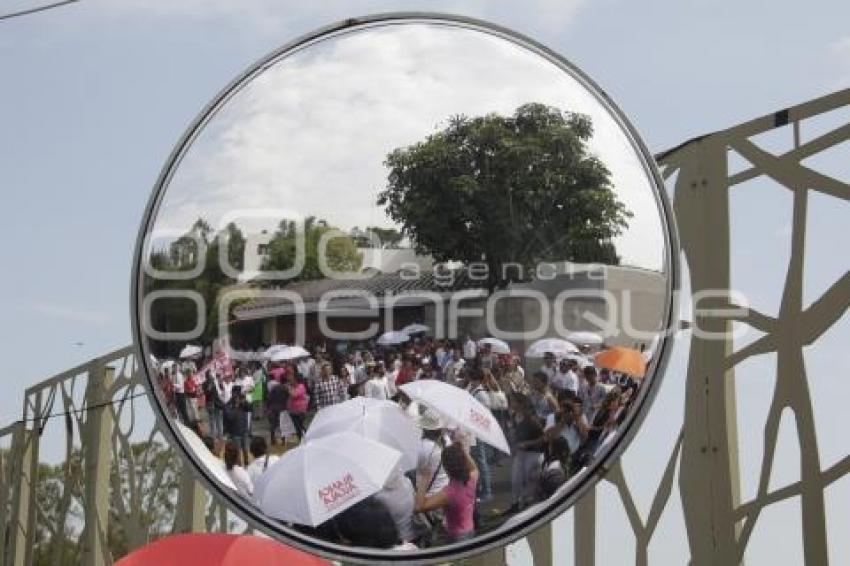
245;435;278;485
223;440;253;499
284;370;308;440
414;442;479;543
374;467;416;544
540;352;557;382
266;377;288;446
529;371;559;422
465;370;492;502
504;393;545;515
479;342;497;370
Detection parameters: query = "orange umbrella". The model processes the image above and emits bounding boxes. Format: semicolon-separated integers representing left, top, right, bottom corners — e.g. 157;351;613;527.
115;534;329;566
594;346;646;378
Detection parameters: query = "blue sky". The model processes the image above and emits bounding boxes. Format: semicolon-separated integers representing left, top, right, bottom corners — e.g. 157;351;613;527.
1;1;848;563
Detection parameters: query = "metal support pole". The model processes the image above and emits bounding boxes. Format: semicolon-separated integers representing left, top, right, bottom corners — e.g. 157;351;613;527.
8;422;36;566
462;546;507;566
526;523;552;565
81;362;114;566
574;486;596;565
672;137;742;565
0;426;12;565
175;470;207;533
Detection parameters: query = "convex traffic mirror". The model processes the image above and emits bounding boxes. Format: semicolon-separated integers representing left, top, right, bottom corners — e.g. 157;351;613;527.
132;13;678;564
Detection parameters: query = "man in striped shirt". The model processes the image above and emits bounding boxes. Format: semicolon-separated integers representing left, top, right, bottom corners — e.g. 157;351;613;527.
313;361;348;411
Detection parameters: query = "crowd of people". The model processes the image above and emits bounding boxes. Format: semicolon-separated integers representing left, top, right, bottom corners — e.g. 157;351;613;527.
154;333;643;549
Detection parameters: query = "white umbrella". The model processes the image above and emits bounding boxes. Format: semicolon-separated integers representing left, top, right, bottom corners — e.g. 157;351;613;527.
400;380;510;455
174;421;236;490
284;345;310;359
566;331;604;346
401;323;429;335
254;431;401;527
477;337;511;355
377;330;410;346
179;344;203;359
270;345;309;362
305;397;421;471
262;344;288;361
526;338;579;357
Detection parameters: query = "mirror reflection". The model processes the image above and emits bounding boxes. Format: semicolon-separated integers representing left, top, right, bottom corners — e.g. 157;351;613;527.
136;18;672;555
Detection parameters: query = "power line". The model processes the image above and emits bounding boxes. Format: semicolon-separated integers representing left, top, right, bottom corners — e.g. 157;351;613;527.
0;391;149;430
0;0;81;22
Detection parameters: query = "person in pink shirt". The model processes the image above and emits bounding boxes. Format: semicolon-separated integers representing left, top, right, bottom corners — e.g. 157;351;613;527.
284;371;308;439
414;442;479;542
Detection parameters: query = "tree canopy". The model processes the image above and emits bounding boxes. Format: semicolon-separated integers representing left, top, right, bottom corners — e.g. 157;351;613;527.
377;103;632;290
145;215;361;352
263;216;362;279
146;220;246;348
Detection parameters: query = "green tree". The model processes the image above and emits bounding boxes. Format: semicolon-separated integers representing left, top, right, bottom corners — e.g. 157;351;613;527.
222;221;246;272
144;219;248;349
377;103;632;290
263;216;362;280
28;441;182;566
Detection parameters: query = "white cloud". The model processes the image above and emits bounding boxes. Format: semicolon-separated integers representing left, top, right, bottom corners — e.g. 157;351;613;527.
32;302;110;325
151;21;665;271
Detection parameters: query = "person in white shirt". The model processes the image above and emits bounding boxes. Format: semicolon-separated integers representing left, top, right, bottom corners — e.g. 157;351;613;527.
435;341;449;370
217;375;234;406
352;356;368;385
463;336;477;362
171;366;184;394
443;349;465;385
224;440;253;499
373;467;416;544
297;356;316;382
578;366;607;422
415;410;450;498
540;352;557;382
551;358;578;393
544;394;589;455
170;366;191;425
343;354;361;386
245;435;279;485
364;362;393;400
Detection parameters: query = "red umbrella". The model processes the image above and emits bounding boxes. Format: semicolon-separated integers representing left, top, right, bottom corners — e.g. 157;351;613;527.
115;534;329;566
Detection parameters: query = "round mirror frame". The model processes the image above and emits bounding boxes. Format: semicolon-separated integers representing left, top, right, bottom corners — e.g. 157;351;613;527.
130;12;680;564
